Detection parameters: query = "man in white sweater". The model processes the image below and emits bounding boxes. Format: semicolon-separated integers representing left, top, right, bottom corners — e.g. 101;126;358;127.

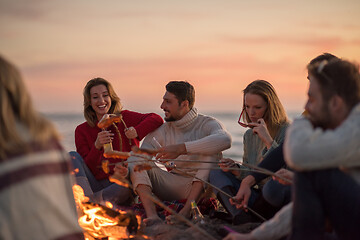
126;81;232;225
284;58;360;239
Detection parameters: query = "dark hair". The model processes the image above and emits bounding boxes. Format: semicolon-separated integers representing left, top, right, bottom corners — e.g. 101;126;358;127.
83;77;122;127
307;59;360;109
309;53;339;65
165;81;195;108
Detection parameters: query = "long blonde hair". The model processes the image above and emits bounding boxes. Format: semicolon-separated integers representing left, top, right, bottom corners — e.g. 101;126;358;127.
242;80;289;138
0;55;59;160
83;77;122;127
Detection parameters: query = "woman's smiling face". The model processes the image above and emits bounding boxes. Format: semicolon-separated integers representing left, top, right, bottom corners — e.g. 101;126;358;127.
90;84;111;121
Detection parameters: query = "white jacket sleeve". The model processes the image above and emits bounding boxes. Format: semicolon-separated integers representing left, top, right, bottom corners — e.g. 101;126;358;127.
284;104;360;171
251;203;293;240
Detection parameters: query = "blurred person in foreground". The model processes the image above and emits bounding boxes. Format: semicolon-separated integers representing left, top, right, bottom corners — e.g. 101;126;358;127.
121;81;232;225
0;55;84;239
284;57;360;239
209;80;290;224
72;77;163;208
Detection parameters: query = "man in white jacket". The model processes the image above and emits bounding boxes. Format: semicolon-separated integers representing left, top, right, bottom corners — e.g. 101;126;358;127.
284;58;360;240
126;81;232;225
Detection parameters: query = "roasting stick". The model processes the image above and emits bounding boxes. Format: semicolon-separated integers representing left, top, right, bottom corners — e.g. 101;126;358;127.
101;162;270;176
170;166;273;175
99;151;292;183
132;139;266;221
127;148;267;222
131;146;291;184
109;177;217;240
159;163;267;222
104;148;283;221
238;161;292;184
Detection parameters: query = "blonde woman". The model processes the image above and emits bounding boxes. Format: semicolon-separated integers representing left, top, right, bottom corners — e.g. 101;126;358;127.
0;55;84;239
210;80;289;224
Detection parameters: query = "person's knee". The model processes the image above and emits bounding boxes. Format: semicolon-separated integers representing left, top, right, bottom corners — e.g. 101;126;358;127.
69;151;83;166
262;180;282;207
209;169;224;185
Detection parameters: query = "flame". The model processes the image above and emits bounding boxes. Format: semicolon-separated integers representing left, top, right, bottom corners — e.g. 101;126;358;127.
72;184;142;239
106;201;113;209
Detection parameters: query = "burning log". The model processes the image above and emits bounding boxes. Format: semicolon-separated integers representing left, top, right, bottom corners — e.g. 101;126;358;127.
79;202;139;238
72;184;141;239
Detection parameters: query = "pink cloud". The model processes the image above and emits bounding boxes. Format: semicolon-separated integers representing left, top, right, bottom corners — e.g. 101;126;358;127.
21;53;310;113
222;35;344;50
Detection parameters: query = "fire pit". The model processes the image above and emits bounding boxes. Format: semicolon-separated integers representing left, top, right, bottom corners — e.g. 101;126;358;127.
72;185;145;239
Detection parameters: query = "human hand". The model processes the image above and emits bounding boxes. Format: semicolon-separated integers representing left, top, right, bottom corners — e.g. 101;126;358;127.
223;232;255;240
219;158;236;172
229;181;252;210
125;126;138;139
155;143;186;160
273;168;293;185
113;162;129;178
248;118;273;149
95;130;114;150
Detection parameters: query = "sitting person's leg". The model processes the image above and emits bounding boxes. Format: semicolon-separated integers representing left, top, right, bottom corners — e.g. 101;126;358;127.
100;180;133;206
69;151;107;203
290;169;360;240
71;151;133;207
209;169;259;222
262;178;291;208
209;169;242;217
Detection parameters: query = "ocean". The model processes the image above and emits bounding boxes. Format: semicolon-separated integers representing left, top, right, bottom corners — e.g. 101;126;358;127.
45;111;300;161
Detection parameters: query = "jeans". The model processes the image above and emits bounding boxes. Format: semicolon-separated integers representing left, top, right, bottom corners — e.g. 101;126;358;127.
262;178;291;208
69;151;132;206
209;169;259;217
289;168;360;240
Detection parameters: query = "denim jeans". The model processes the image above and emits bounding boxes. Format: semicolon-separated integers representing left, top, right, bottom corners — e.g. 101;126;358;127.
69;151;132;206
289;168;360;240
209;169;259;217
262;178;291;208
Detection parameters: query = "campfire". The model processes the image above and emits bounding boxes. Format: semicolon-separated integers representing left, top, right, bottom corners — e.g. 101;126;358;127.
72;184;144;239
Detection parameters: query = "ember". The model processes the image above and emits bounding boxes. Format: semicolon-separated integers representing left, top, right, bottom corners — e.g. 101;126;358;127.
72;184;142;239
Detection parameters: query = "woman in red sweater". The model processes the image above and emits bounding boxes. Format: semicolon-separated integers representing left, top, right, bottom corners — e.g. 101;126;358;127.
71;77;163;207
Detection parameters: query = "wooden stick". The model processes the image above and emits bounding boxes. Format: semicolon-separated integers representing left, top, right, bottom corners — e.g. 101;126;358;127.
237;162;292;184
165;164;267;222
101;155;292;184
109;177;217;240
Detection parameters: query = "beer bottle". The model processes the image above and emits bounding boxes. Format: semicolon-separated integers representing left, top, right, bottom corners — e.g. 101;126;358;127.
190;200;205;224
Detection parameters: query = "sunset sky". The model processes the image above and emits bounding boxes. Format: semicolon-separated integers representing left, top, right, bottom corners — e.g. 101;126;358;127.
1;0;360;114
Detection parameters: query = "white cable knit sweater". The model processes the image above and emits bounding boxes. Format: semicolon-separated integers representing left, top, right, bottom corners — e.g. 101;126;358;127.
129;108;232;190
251;103;360;240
